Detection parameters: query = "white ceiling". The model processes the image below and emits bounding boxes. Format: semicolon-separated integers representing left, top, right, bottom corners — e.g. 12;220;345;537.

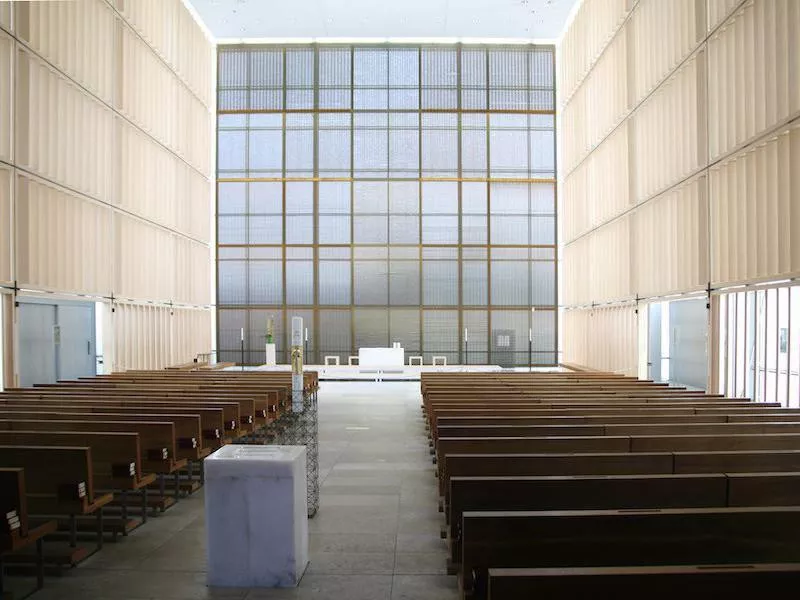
186;0;578;42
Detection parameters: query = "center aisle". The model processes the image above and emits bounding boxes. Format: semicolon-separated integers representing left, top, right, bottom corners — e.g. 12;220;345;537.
301;381;458;600
29;380;457;600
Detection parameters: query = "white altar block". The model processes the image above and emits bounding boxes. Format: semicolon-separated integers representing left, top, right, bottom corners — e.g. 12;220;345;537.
358;347;404;367
265;343;277;366
205;445;308;588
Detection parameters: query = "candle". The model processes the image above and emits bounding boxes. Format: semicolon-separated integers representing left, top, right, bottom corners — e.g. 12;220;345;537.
464;328;468;342
305;328;308;342
529;328;532;342
240;328;244;342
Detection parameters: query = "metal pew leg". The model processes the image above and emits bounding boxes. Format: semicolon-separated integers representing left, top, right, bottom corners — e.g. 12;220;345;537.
69;514;77;548
36;538;44;590
120;490;129;535
97;507;104;550
141;488;148;524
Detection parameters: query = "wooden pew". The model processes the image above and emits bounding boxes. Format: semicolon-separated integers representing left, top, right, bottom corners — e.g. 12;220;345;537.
486;564;800;599
0;446;111;565
0;468;57;598
0;410;207;460
436;421;800;440
440;449;800;503
0;396;240;441
436;433;800;494
0;420;182;471
3;390;252;433
461;506;800;600
0;432;151;493
447;472;800;565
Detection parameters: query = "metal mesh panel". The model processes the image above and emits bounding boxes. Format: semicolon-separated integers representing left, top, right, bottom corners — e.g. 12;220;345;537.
389;113;419;176
491;309;529;366
318;215;351;244
489;48;528;110
491;261;530;306
318;261;351;305
390;309;421;353
217;44;557;366
421;113;458;177
218;261;247;305
217;309;246;363
354;261;388;305
423;310;459;364
462;261;488;306
319;309;351;361
286;261;314;305
461;48;488;110
423;261;458;306
390;261;420;305
248;261;283;305
354;308;389;348
531;261;556;305
490;115;529;177
218;182;246;214
463;309;489;364
422;47;458;109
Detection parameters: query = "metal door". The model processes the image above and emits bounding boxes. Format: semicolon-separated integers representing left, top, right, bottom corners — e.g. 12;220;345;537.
57;303;96;381
18;302;57;387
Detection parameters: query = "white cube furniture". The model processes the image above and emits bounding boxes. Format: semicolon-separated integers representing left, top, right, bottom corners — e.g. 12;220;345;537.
358;347;404;368
205;445;309;588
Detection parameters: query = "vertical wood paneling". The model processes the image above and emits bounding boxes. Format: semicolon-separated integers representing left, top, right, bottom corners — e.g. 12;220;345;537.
15;46;114;202
561;0;798;374
0;30;11;163
632;176;708;297
707;0;800;160
558;0;629;106
563;305;638;375
2;0;214;375
14;173;112;294
632;55;700;202
0;167;11;284
630;0;701;106
710;125;800;284
14;0;115;104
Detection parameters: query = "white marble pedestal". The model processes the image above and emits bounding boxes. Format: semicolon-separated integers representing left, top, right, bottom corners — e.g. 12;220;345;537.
265;343;277;366
205;445;308;588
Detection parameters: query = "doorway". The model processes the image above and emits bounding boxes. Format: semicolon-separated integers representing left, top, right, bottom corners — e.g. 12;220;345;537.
17;299;96;387
647;298;708;390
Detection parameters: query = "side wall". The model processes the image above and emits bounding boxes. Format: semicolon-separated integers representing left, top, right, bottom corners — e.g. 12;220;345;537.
559;0;800;376
0;0;215;382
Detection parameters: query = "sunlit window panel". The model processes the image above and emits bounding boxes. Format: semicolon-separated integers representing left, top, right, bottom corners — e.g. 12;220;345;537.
216;44;556;365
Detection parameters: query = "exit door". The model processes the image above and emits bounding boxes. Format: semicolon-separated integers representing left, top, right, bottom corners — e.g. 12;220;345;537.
18;300;96;387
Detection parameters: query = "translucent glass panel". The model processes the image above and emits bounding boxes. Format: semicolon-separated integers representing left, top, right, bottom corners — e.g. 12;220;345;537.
217;44;557;365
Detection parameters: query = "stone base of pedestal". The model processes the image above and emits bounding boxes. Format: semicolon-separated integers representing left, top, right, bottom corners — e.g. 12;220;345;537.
205;445;308;587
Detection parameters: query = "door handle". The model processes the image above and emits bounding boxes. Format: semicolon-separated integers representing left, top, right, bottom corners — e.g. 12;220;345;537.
87;340;91;355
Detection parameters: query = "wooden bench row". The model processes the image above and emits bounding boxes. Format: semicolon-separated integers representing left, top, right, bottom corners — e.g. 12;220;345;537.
420;371;800;600
0;369;316;595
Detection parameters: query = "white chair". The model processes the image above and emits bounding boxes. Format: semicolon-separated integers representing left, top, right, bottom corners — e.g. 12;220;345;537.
432;356;447;367
409;356;423;366
324;356;340;366
348;356;359;366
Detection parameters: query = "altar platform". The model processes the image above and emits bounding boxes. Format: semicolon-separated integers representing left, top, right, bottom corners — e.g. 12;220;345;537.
234;364;562;381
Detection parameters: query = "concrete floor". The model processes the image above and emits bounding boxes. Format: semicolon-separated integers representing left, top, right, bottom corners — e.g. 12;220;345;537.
31;381;457;600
